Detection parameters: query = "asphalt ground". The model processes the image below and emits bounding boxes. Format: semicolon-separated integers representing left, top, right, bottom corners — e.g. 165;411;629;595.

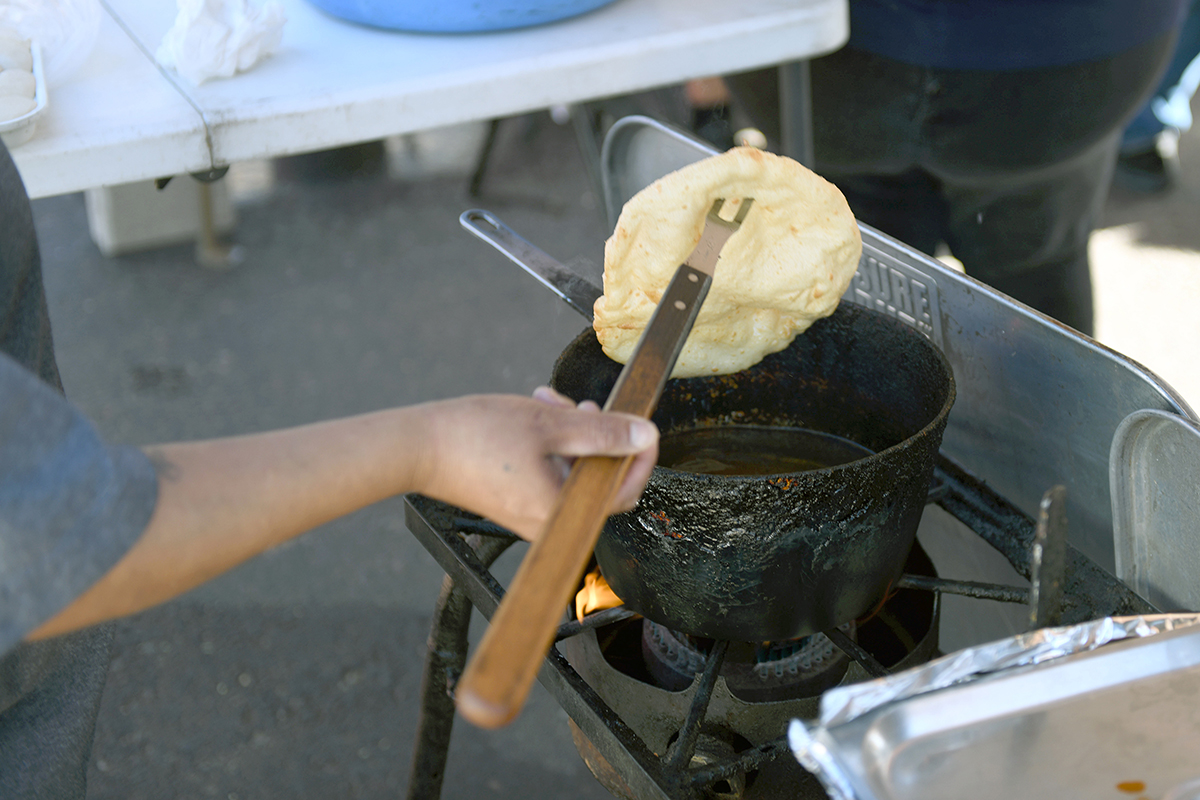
28;95;1200;799
35;114;619;800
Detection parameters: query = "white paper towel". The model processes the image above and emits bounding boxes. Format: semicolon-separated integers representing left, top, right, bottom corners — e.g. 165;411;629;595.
156;0;285;86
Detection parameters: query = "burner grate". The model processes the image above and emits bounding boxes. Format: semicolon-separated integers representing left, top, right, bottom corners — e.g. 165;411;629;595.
401;454;1154;800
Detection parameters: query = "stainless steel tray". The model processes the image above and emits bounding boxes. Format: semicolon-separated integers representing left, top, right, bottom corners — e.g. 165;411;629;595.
789;615;1200;800
600;115;1196;575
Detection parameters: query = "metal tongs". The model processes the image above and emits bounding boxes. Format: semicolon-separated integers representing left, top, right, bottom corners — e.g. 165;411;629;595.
455;197;754;728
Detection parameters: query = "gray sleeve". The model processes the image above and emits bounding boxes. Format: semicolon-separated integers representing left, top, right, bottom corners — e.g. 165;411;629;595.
0;352;158;656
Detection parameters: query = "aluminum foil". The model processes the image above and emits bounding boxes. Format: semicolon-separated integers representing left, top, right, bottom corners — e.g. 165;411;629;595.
788;613;1200;800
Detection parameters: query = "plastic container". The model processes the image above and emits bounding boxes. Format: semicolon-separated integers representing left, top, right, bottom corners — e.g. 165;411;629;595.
0;0;100;88
0;40;45;148
301;0;621;33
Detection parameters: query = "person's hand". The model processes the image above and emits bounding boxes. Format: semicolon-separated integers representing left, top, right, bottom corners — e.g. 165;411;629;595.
415;388;659;541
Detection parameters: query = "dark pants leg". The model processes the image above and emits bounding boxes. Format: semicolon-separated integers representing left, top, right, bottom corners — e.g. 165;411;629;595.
934;132;1120;333
726;33;1177;335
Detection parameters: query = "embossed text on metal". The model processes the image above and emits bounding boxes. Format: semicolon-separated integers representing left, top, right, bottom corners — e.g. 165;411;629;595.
842;250;943;347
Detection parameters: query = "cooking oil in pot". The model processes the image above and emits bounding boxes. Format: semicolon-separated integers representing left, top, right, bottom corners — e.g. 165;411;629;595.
658;425;875;476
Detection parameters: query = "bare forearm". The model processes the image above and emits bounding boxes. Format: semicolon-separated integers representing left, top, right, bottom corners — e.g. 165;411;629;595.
28;405;434;639
26;392;657;641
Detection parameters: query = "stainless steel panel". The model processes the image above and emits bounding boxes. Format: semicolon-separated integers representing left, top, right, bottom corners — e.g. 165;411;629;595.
599;115;1196;574
1112;409;1200;611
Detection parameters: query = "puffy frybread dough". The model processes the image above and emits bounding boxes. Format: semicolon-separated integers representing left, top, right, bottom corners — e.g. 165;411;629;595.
592;146;862;378
0;69;34;99
0;94;34;121
0;32;31;72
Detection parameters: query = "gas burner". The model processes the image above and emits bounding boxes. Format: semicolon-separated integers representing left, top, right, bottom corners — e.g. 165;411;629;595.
556;541;942;800
401;454;1156;800
641;620;854;701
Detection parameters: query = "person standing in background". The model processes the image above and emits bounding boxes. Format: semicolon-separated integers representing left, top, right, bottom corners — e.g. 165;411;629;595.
1116;0;1200;192
725;0;1191;335
686;76;737;151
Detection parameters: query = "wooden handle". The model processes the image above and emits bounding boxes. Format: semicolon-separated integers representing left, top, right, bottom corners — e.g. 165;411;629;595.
455;263;715;728
453;201;750;729
454;453;633;728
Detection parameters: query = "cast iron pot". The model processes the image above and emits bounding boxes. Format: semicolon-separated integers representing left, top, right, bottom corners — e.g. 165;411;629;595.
550;302;956;642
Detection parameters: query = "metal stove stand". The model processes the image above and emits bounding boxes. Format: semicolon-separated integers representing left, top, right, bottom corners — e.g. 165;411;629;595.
400;454;1154;800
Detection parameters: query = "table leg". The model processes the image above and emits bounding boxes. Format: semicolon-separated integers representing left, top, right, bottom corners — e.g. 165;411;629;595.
195;179;242;270
779;60;815;167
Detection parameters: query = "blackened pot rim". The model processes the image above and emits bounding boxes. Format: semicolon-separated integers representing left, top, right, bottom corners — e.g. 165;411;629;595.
625;307;958;483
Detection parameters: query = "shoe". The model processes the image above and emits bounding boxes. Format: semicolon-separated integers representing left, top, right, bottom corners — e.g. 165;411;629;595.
691;105;736;151
1113;129;1181;194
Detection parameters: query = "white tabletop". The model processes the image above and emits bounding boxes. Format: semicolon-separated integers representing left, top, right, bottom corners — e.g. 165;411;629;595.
11;8;209;199
13;0;847;198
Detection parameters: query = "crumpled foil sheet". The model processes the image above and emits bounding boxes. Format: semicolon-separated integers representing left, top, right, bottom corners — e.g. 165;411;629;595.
787;613;1200;800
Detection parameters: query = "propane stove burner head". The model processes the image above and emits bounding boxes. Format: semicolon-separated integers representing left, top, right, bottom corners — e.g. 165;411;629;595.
556;541;943;800
641;619;854;702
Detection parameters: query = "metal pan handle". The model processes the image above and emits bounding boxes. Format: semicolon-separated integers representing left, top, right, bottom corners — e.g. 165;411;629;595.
459;209;601;322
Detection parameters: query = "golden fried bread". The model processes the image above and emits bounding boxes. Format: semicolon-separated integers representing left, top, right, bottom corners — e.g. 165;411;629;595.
593;147;861;378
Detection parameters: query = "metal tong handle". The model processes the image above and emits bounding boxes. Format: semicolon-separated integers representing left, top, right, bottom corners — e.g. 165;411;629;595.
454;198;753;729
459;209;603;322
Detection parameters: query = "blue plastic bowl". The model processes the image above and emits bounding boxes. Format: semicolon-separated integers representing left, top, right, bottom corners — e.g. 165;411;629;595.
303;0;622;33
